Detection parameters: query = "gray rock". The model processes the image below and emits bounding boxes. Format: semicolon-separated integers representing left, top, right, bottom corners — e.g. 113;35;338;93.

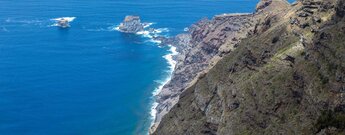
57;19;70;28
118;16;144;33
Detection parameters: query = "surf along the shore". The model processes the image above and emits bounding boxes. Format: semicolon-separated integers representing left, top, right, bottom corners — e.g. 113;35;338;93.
114;16;178;133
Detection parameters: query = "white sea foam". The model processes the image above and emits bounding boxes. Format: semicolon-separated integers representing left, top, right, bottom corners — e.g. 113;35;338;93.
113;21;170;44
51;17;76;22
143;22;154;28
4;18;44;27
5;18;42;24
113;26;120;31
50;17;76;27
135;27;170;44
150;45;178;129
136;30;153;38
163;45;178;71
113;19;176;133
154;28;169;33
136;30;166;41
4;17;76;28
149;39;162;44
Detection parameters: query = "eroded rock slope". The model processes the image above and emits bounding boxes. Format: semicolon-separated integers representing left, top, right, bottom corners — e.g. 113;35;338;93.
154;0;345;134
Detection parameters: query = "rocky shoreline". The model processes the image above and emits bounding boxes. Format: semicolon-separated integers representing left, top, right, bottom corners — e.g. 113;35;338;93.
153;0;345;134
150;0;293;133
117;5;291;133
150;13;258;133
116;14;257;132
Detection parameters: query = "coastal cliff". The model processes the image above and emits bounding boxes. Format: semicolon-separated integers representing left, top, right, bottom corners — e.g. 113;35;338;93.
118;16;144;33
151;13;256;132
153;0;345;134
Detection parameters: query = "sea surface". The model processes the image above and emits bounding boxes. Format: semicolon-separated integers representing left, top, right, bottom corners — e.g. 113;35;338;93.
0;0;294;134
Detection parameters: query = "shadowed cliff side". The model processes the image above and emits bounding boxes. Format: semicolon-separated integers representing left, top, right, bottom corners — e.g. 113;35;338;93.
154;0;345;134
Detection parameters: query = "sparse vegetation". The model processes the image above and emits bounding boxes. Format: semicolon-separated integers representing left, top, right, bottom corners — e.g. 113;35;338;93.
154;0;345;134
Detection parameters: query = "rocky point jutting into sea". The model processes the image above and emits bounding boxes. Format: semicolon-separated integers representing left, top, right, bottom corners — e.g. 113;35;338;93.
152;0;345;134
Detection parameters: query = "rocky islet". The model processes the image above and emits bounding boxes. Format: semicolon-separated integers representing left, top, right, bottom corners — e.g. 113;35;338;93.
118;15;145;33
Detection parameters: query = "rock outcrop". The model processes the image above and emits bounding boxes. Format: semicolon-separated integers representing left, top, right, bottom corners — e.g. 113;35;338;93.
57;18;70;28
153;0;345;134
256;0;290;12
118;15;144;33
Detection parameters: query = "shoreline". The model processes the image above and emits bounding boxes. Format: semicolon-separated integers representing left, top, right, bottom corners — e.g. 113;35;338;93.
149;12;256;134
149;44;178;131
113;19;178;134
114;13;255;133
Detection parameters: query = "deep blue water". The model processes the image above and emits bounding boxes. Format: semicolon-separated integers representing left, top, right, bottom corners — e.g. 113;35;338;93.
0;0;293;134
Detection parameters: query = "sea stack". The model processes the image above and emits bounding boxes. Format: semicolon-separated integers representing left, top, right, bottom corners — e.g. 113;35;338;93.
118;15;144;33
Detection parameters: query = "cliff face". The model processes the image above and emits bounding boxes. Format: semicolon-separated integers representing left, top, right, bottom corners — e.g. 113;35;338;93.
154;0;345;134
152;12;256;132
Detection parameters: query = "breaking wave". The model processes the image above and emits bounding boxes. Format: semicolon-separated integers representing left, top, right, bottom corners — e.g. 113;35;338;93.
112;20;178;131
113;22;169;44
150;45;177;131
135;27;169;44
50;17;76;27
50;17;76;22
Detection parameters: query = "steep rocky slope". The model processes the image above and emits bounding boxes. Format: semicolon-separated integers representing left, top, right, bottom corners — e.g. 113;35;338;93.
153;0;345;134
152;13;256;131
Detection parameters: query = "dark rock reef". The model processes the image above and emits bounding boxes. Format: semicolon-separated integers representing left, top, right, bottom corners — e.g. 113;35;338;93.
153;0;345;134
118;15;144;33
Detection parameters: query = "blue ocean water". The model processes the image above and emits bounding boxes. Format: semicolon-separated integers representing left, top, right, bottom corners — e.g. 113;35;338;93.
0;0;294;134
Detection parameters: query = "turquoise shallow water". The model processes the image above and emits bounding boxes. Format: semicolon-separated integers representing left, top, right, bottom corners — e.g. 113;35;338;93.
0;0;294;134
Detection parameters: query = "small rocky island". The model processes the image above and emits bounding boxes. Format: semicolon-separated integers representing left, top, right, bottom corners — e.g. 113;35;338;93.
118;15;144;33
57;18;70;28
